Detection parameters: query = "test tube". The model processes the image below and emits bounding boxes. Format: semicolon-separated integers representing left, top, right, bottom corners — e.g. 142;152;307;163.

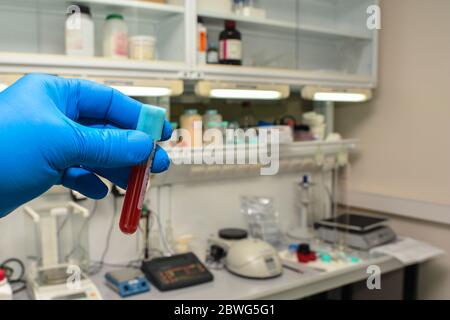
119;104;166;235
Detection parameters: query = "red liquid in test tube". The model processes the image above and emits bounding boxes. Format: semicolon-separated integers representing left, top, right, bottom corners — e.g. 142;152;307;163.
119;146;156;234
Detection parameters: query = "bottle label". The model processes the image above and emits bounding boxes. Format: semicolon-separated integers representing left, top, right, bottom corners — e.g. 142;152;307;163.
198;31;207;52
207;50;219;64
113;32;128;56
66;29;83;50
220;39;242;60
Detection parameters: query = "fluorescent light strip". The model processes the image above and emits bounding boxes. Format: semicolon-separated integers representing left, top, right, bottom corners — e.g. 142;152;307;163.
313;92;368;102
111;85;172;97
210;89;282;100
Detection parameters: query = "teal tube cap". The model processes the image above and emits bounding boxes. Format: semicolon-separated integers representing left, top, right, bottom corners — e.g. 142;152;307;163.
136;104;166;141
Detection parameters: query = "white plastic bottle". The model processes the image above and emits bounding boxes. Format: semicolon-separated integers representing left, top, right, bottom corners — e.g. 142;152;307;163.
65;4;94;56
103;13;128;59
202;109;223;130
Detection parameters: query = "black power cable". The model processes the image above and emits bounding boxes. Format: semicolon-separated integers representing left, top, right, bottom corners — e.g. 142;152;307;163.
0;258;27;294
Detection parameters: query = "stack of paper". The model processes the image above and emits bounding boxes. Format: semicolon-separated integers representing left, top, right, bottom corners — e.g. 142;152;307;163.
370;237;446;264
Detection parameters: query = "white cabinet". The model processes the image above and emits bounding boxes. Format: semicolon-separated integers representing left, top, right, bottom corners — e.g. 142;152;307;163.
0;0;378;88
195;0;378;87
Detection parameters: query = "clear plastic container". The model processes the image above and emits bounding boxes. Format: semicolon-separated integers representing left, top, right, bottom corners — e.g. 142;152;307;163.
129;35;156;61
103;13;128;58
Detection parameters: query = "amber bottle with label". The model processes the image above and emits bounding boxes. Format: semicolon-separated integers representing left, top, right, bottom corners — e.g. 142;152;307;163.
219;20;242;65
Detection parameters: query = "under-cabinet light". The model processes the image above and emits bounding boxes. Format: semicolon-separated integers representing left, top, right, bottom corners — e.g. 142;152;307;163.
195;81;290;100
209;88;282;100
301;86;372;102
86;77;184;97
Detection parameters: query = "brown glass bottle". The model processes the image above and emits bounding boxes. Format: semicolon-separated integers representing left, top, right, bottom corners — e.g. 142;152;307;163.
219;20;242;65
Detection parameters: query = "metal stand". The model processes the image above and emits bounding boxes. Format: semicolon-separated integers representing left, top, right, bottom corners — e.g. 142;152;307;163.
314;100;335;137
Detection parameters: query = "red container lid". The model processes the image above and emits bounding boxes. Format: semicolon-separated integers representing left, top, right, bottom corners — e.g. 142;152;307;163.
225;20;236;29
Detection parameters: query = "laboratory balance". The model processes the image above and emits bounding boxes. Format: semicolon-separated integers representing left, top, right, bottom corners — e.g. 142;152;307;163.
23;202;101;300
315;213;397;250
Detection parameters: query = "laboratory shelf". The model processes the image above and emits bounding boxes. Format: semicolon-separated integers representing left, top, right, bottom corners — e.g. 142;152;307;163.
153;139;358;186
0;52;374;87
0;52;187;79
61;0;184;18
196;64;374;87
198;11;372;40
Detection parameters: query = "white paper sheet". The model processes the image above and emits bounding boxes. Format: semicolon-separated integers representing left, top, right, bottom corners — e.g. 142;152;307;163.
370;237;446;264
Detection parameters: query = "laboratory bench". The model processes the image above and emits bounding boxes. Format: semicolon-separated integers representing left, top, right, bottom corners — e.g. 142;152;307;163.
13;254;421;300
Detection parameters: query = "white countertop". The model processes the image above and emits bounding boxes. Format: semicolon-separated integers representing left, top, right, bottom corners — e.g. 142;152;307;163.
89;255;403;300
14;254;409;300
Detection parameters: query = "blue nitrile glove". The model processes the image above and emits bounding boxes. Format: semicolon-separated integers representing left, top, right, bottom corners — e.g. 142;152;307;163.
0;74;172;218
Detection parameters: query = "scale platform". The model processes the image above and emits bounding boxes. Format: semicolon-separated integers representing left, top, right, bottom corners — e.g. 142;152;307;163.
315;213;396;250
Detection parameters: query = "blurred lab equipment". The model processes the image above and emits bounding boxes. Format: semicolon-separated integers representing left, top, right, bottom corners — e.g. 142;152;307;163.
197;18;207;64
129;35;156;60
260;125;293;144
207;228;249;267
288;175;313;240
233;0;266;18
280;243;362;273
202;109;223;130
226;239;282;279
65;4;94;57
239;102;256;128
0;258;26;298
288;174;331;240
278;115;296;130
207;42;219;64
302;112;326;140
103;13;128;58
241;196;284;248
219;20;242;65
141;253;213;291
105;269;150;297
198;0;232;13
0;268;12;300
293;125;314;141
325;132;343;142
207;229;282;279
119;105;166;235
23;202;101;300
204;120;225;146
315;213;397;251
295;243;317;263
180;109;203;147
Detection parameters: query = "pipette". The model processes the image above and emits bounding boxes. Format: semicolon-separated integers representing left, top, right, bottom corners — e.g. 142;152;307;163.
119;104;166;235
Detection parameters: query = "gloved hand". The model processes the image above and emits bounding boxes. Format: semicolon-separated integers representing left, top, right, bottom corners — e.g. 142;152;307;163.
0;74;172;218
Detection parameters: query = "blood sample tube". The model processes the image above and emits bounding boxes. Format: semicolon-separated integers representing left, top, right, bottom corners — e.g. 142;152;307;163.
119;105;166;235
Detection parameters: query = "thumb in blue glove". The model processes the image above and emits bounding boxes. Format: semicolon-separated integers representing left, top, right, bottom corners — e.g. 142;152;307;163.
0;74;172;218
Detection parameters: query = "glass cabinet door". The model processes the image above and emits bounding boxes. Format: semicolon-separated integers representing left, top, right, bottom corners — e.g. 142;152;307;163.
296;0;376;78
0;0;186;63
196;0;376;80
196;0;298;70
